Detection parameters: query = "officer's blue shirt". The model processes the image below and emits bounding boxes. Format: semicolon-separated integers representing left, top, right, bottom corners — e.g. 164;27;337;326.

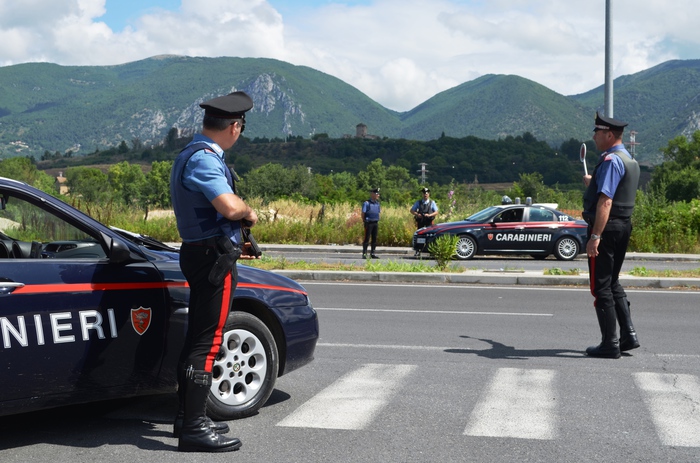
182;134;232;202
411;199;438;213
362;199;381;222
595;145;630;199
179;134;240;244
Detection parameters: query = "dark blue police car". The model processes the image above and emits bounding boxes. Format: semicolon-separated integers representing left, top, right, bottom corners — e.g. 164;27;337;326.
0;177;318;420
413;202;588;261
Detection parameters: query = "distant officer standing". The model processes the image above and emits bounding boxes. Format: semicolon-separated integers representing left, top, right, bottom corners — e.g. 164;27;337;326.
411;187;438;229
170;92;257;452
582;112;640;359
361;188;381;259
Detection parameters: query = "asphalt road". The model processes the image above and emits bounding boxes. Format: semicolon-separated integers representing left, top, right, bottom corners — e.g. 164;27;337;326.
2;282;699;462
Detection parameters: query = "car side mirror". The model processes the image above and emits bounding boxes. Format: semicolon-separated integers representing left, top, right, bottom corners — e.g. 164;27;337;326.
110;238;133;264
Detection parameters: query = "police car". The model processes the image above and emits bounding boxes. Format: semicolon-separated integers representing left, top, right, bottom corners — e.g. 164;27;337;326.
413;200;588;261
0;177;318;420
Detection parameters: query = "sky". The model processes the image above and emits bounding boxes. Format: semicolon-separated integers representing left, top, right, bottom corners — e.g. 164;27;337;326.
1;0;699;112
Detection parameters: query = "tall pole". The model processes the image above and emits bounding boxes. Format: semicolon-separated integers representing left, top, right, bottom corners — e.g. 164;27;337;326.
604;0;613;117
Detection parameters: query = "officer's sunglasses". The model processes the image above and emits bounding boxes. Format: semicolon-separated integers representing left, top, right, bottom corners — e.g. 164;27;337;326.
231;116;246;133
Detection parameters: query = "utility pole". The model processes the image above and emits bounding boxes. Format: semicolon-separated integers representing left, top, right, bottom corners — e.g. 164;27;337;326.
604;0;613;117
417;163;429;184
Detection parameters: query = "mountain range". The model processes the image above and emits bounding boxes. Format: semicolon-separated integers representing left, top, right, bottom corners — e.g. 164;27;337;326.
2;55;700;164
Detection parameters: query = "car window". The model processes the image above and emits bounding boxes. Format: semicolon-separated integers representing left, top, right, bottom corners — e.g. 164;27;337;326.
0;192;106;259
466;206;501;222
495;208;523;223
528;208;556;222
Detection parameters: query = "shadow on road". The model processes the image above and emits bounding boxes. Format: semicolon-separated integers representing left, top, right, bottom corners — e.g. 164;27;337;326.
0;388;292;452
445;335;586;359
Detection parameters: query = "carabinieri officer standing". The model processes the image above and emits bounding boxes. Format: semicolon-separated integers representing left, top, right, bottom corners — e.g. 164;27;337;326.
170;92;257;452
362;188;381;258
582;112;640;359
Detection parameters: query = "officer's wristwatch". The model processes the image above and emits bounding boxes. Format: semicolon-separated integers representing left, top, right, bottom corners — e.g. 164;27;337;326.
590;234;602;241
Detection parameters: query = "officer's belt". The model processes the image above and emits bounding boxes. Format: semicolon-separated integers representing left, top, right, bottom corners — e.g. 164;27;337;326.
183;236;220;247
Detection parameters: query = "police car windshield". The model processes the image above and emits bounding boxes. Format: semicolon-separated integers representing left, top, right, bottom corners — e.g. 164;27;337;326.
466;206;501;222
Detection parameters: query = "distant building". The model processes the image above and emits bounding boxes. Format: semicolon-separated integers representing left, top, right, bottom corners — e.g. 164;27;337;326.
343;123;379;140
55;171;69;195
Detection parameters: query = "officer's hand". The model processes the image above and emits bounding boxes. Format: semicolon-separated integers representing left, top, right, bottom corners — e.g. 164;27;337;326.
583;175;592;187
243;209;258;227
586;238;599;258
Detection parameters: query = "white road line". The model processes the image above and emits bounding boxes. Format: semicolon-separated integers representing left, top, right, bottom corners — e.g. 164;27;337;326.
465;368;557;440
317;342;471;351
302;281;700;295
277;363;416;430
315;307;552;316
633;372;700;447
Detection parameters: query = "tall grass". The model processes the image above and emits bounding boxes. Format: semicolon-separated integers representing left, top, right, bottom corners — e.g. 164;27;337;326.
66;189;699;253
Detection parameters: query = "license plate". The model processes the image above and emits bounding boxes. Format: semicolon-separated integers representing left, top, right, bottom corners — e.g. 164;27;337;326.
416;238;426;244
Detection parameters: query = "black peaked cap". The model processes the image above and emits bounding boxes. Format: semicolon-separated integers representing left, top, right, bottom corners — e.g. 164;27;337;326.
200;91;253;118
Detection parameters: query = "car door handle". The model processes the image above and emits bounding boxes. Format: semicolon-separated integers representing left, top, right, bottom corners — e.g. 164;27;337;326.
0;282;25;295
514;226;525;230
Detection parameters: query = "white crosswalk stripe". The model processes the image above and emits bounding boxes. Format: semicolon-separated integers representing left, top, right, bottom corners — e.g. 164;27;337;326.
277;363;416;430
275;364;700;448
464;367;557;440
633;372;700;447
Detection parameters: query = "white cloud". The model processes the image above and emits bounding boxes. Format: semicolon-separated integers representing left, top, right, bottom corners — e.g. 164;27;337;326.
1;0;700;111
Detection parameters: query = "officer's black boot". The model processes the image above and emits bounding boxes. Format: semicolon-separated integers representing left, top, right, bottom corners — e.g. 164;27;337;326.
586;306;621;359
178;370;241;453
173;363;229;438
615;296;639;352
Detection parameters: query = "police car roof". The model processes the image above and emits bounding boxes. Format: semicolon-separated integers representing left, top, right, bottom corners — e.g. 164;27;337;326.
496;203;558;210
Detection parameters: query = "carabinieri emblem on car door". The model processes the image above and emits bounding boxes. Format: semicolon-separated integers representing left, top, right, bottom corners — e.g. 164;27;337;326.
131;307;152;335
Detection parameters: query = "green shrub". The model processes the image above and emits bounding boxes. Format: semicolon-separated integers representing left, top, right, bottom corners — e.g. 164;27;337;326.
427;235;460;271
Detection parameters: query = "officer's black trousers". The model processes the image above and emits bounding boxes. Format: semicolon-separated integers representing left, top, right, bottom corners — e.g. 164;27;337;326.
178;242;238;373
587;218;632;314
363;222;378;253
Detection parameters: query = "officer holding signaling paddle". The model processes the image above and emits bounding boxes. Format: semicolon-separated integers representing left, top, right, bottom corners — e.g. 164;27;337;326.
582;112;640;359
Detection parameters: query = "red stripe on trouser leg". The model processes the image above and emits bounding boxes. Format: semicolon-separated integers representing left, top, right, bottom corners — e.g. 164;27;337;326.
204;271;233;372
589;255;597;307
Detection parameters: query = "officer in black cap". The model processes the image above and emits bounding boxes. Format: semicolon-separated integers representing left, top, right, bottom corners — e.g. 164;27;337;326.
361;188;381;258
582;112;640;359
170;91;256;452
411;187;438;229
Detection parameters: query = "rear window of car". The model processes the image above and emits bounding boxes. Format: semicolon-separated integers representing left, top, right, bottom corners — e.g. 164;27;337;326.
528;208;556;222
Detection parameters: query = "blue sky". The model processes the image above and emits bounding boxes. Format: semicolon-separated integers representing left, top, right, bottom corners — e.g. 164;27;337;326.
101;0;374;31
1;1;698;111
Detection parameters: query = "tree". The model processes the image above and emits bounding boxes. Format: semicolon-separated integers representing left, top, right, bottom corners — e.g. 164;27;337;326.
238;163;316;202
141;160;173;210
660;132;700;166
108;161;146;206
66;167;111;203
650;131;700;202
0;157;57;194
512;172;547;201
117;141;129;154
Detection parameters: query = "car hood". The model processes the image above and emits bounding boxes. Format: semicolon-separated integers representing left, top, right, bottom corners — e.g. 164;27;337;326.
415;220;478;234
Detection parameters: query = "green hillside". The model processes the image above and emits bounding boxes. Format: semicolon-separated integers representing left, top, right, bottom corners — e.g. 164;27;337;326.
2;55;700;164
0;56;403;157
571;59;700;162
400;74;591;144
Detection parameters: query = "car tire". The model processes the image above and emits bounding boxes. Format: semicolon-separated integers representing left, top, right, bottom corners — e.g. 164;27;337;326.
207;311;279;421
455;235;477;260
554;236;580;261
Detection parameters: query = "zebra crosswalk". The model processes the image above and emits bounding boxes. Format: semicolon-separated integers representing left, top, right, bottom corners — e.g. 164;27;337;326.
277;364;416;430
277;364;700;448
